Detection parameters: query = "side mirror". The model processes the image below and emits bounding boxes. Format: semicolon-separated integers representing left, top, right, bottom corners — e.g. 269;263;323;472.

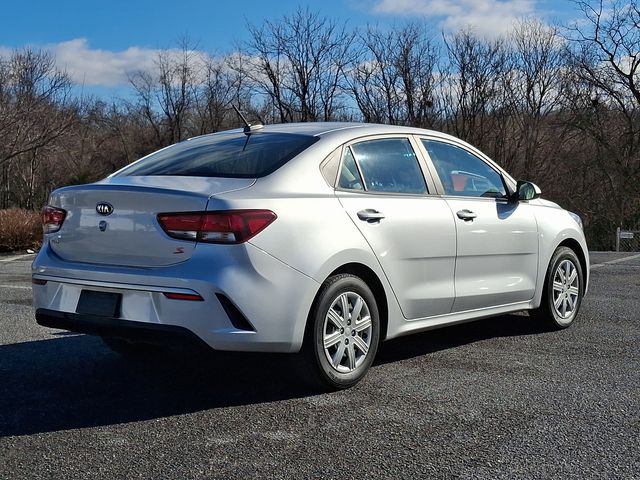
515;180;541;201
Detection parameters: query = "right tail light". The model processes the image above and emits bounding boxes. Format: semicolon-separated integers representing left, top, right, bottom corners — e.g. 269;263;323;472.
157;210;277;244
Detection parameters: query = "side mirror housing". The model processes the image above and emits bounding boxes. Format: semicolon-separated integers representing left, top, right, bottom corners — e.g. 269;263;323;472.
515;180;541;201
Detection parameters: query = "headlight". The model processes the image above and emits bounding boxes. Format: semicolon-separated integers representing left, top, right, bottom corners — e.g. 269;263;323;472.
569;212;583;230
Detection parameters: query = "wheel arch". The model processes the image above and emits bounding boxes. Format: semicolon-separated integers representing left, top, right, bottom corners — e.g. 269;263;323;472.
557;237;589;290
307;262;389;342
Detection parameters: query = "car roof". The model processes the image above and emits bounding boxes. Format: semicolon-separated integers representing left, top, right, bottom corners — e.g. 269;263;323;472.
215;122;459;143
175;122;515;188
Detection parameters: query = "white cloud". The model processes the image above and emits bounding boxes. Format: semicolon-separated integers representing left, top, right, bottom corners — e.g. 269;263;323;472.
0;39;210;87
47;39;162;86
373;0;538;37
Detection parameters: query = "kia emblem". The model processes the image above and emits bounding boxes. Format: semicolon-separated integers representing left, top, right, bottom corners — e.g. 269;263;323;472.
96;202;114;216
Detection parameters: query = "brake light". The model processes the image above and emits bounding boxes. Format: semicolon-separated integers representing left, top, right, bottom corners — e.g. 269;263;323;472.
157;210;277;244
42;205;66;234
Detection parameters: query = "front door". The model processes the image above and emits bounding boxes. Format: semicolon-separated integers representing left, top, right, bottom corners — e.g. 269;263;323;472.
420;138;539;312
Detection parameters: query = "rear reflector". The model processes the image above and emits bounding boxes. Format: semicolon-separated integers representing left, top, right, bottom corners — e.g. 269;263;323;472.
162;292;204;301
42;205;67;234
157;210;276;244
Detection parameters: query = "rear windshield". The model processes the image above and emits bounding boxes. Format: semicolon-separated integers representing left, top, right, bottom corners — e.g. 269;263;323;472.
116;131;318;178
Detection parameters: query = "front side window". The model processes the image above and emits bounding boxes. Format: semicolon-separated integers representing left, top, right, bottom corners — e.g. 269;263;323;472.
422;140;506;198
343;138;427;194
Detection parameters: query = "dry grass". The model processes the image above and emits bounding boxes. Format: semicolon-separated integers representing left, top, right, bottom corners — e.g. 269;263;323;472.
0;208;42;252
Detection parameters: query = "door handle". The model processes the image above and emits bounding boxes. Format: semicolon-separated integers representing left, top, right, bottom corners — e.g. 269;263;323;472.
357;209;385;223
456;209;477;221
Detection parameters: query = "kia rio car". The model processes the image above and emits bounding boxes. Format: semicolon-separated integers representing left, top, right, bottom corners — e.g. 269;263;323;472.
33;122;589;389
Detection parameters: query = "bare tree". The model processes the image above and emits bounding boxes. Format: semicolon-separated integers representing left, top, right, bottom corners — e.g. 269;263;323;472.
564;0;640;229
129;39;201;146
508;19;567;178
242;8;354;122
440;31;514;163
128;70;163;146
0;49;77;207
156;42;199;142
347;23;440;127
191;53;253;134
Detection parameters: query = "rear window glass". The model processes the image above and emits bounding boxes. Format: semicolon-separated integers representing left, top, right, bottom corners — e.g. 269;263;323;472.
116;132;318;178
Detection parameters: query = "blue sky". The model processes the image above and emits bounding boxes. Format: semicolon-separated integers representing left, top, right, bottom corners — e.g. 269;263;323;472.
1;0;579;95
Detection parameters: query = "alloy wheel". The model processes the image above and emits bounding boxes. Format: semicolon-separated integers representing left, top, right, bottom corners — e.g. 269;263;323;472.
322;291;373;373
552;259;580;319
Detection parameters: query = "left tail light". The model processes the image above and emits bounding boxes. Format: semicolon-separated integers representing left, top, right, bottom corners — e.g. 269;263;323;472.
157;210;277;244
42;205;66;234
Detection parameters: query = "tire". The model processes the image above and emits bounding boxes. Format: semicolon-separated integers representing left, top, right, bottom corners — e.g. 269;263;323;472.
531;246;584;330
101;336;164;356
302;274;380;390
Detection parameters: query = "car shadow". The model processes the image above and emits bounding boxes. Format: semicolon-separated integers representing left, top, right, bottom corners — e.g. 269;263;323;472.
375;312;549;364
0;313;547;437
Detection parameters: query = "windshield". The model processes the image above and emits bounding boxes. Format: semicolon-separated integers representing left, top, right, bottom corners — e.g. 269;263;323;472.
116;131;318;178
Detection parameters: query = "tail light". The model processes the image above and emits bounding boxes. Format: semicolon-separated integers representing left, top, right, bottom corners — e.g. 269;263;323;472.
157;210;276;244
42;205;67;234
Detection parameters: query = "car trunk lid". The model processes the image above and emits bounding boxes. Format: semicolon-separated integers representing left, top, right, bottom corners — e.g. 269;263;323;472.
47;175;255;267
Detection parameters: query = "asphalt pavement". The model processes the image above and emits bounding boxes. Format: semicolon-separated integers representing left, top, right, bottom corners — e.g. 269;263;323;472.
0;252;638;479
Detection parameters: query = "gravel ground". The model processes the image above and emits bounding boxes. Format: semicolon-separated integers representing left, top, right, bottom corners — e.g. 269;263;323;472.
0;252;638;479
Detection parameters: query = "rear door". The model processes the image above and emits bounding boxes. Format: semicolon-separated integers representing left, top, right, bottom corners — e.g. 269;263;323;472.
419;138;539;312
335;136;457;320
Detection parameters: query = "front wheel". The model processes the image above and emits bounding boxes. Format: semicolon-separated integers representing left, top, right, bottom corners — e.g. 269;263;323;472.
302;274;380;390
531;246;584;329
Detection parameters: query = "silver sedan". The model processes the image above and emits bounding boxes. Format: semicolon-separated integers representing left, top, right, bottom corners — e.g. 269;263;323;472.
33;122;589;389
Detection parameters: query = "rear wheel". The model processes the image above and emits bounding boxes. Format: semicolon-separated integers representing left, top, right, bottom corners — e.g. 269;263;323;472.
531;246;584;329
101;337;164;356
302;274;380;390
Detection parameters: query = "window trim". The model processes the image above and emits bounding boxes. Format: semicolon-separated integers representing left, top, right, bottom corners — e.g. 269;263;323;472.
333;134;436;197
415;136;515;199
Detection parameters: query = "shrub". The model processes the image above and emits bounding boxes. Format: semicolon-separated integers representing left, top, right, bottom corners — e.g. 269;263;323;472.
0;208;42;252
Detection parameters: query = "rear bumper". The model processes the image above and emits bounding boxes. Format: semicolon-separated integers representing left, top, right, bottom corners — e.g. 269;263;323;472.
32;242;320;353
36;309;208;348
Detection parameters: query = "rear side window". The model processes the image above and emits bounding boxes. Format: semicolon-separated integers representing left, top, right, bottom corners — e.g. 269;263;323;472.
116;132;318;178
346;138;427;194
422;140;506;198
338;148;364;191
